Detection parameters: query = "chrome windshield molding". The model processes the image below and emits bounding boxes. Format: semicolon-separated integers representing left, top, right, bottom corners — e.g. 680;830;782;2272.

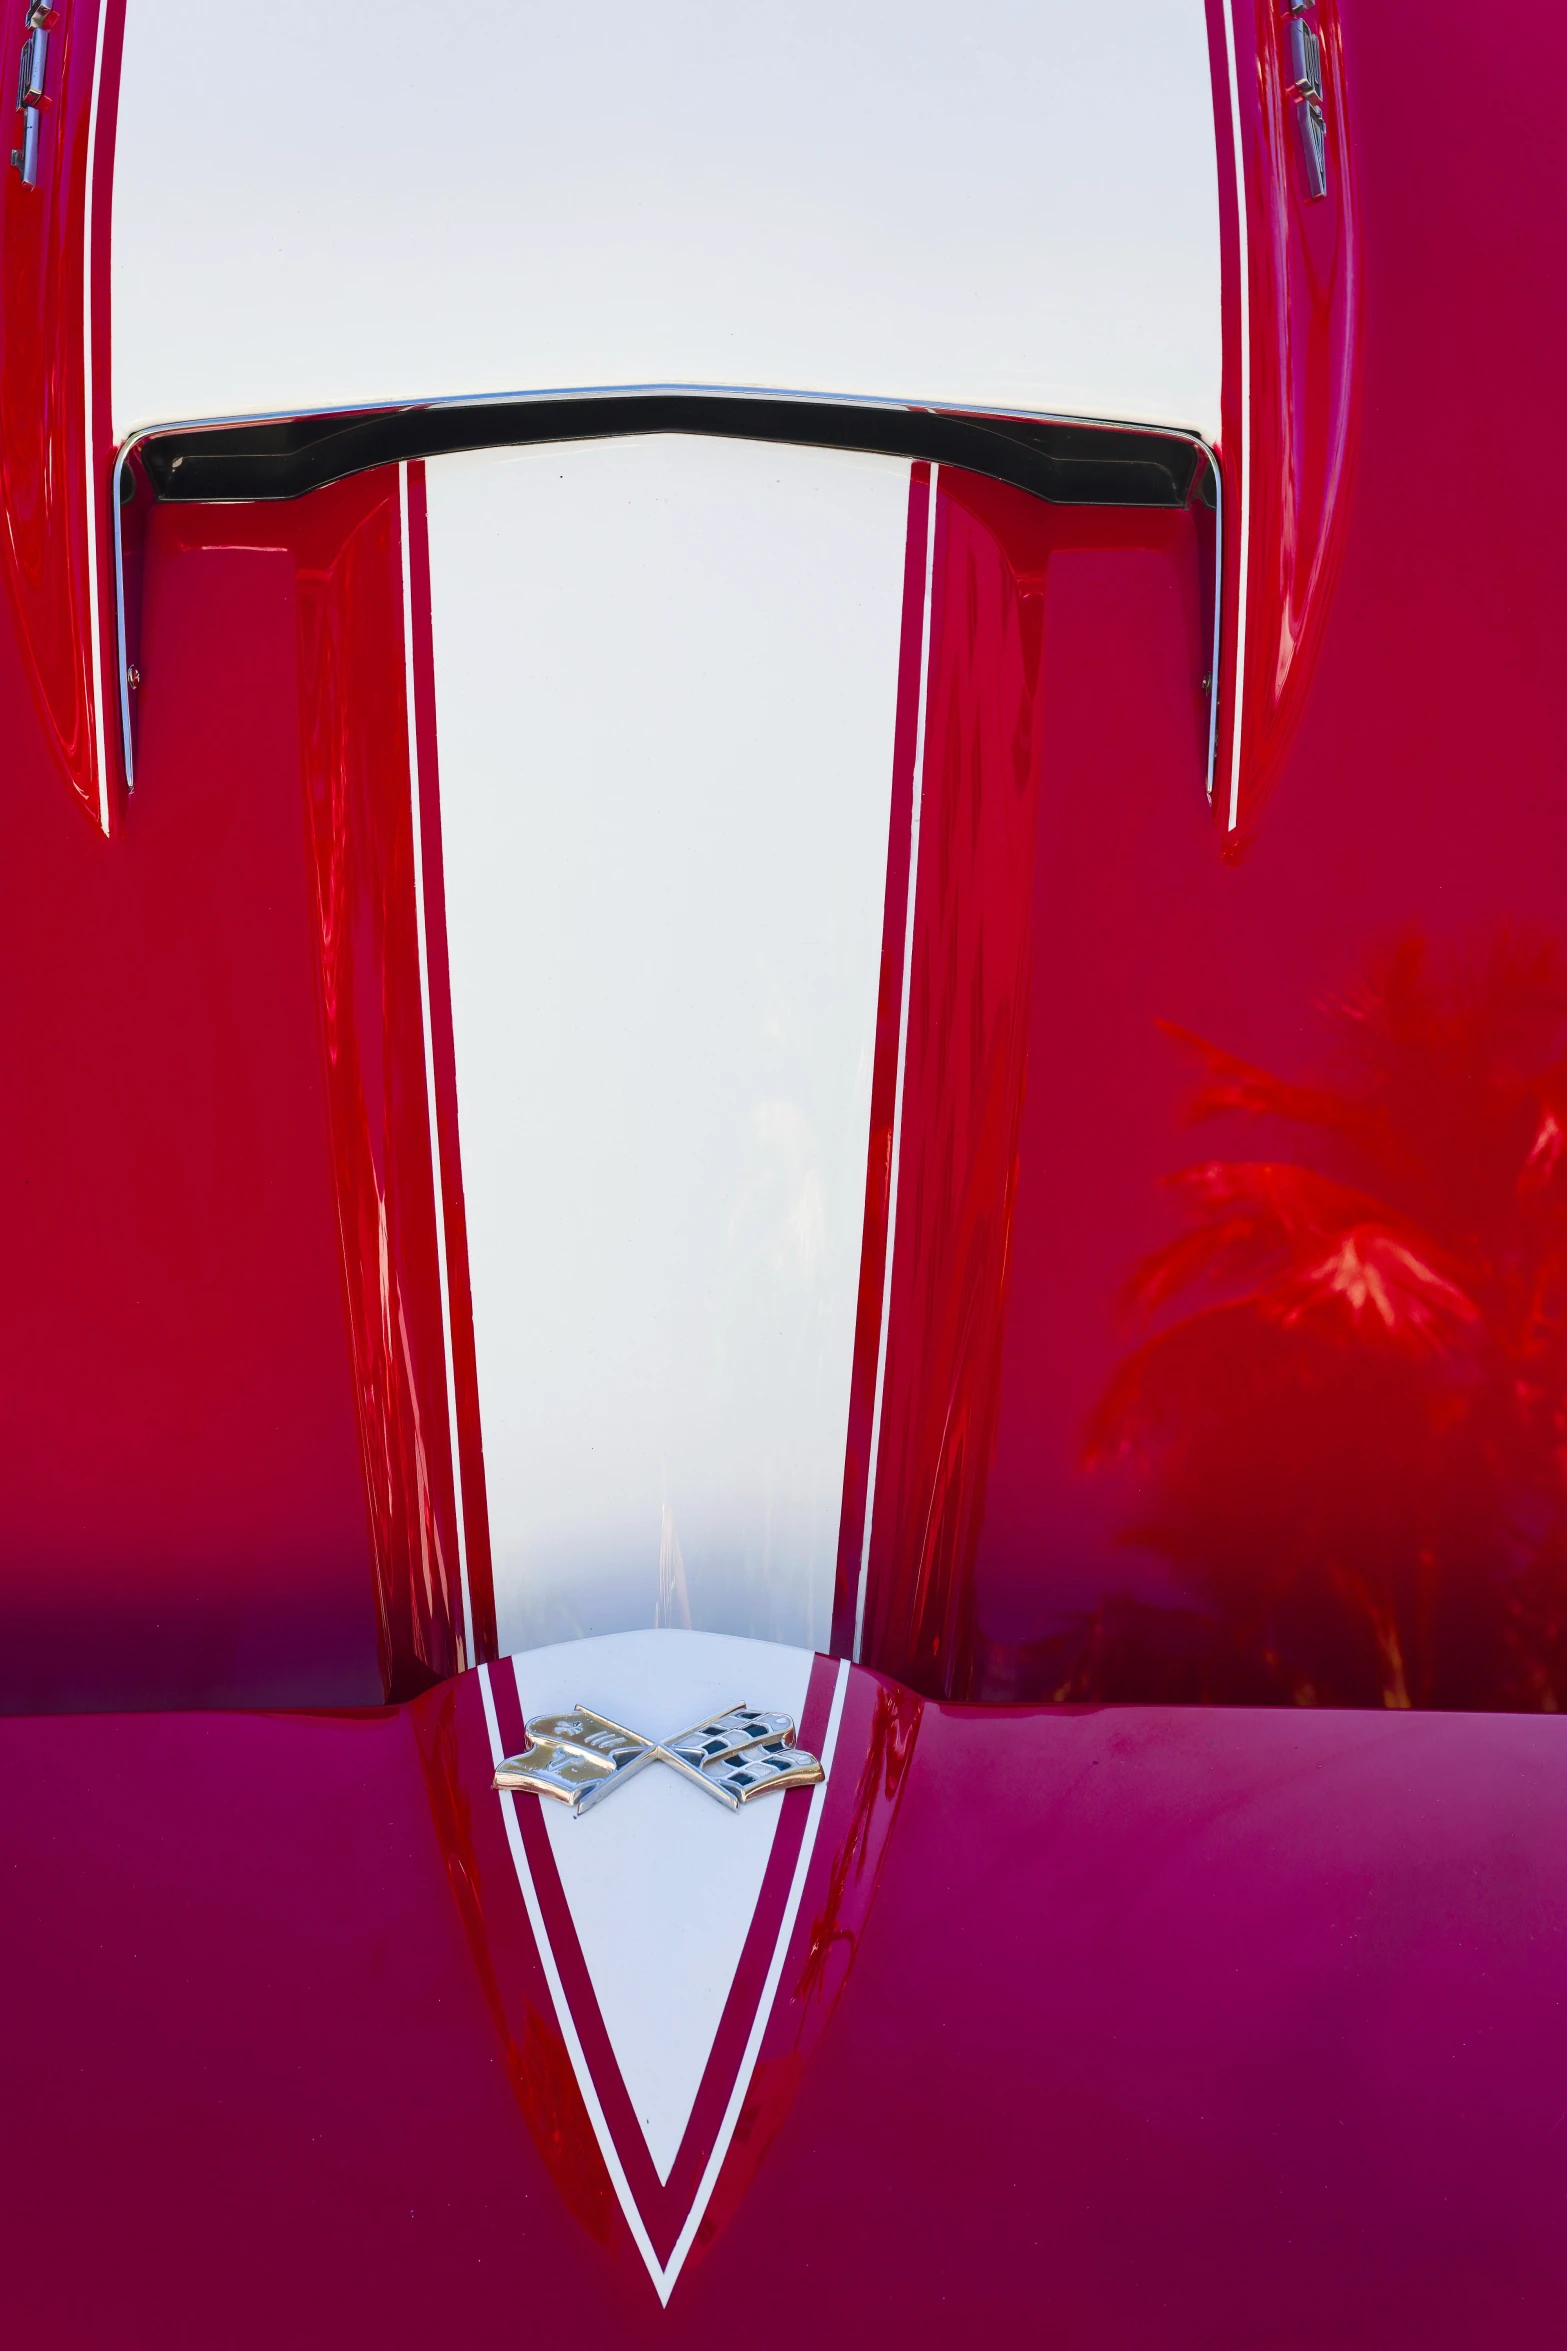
110;383;1221;797
111;438;139;797
1202;443;1222;809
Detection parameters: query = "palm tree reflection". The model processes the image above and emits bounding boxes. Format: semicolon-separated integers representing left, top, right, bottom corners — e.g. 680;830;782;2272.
1076;930;1567;1710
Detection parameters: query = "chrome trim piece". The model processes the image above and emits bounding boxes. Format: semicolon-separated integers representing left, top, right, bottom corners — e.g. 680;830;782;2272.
16;22;45;106
492;1702;825;1815
82;0;112;836
1279;2;1329;204
1284;14;1323;100
1203;444;1223;808
111;441;134;792
10;4;51;187
1219;0;1252;833
10;98;37;186
116;381;1210;451
1296;96;1329;200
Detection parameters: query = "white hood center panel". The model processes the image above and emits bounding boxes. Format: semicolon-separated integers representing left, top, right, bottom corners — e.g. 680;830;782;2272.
506;1629;816;2183
110;0;1221;441
424;437;909;1652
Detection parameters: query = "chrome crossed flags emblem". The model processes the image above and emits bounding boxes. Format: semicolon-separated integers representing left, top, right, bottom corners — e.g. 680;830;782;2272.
492;1704;824;1816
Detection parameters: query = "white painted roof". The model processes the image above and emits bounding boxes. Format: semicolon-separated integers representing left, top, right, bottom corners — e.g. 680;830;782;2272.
110;0;1221;441
425;438;909;1656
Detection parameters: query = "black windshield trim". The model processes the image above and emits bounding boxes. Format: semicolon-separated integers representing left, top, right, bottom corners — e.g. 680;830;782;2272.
134;392;1209;511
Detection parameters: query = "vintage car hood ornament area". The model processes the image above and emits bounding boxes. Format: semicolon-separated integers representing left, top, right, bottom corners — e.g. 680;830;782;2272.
492;1703;825;1814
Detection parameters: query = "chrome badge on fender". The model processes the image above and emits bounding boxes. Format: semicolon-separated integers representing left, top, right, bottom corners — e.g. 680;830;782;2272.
492;1705;824;1816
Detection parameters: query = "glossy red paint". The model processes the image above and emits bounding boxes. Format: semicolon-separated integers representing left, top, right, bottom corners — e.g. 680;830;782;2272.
0;0;1558;2329
0;0;121;833
4;463;499;1712
403;459;500;1670
848;476;1211;1695
1208;0;1360;839
5;1672;1567;2341
0;493;381;1711
855;471;1045;1688
0;0;1557;1726
292;465;481;1696
916;0;1567;1710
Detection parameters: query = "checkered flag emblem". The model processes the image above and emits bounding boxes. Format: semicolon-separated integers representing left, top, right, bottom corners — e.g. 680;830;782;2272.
492;1702;825;1815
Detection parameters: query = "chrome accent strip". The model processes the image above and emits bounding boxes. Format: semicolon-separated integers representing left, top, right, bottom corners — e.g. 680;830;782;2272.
1296;95;1329;200
1219;0;1252;835
82;0;112;834
111;439;136;793
114;374;1215;451
1284;13;1323;100
1204;444;1223;808
16;23;45;108
10;98;38;187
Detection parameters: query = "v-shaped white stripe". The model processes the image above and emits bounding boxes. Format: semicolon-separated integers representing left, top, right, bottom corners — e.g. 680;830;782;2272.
479;1630;849;2305
515;1638;809;2181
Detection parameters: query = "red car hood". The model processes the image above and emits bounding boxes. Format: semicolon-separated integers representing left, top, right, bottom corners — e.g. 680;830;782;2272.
5;1628;1565;2345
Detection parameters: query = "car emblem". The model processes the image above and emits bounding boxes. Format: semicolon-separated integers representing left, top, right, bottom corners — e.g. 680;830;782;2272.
492;1703;825;1815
